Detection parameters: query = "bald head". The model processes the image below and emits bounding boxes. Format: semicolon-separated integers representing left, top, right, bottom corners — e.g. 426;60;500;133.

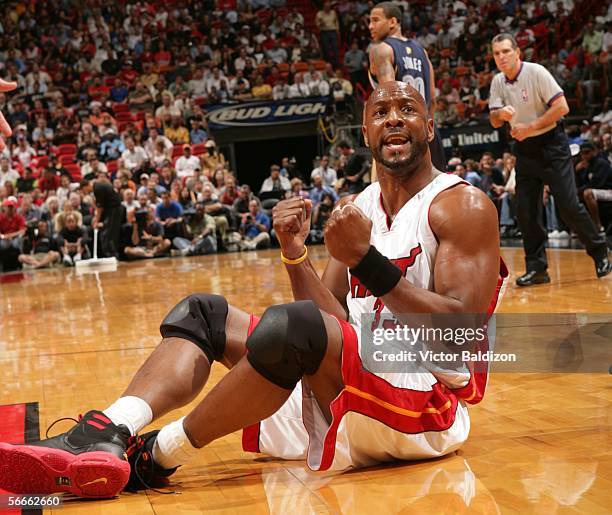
365;81;427;114
362;81;433;176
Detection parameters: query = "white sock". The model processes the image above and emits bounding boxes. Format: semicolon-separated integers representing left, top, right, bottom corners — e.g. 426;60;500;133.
103;396;153;436
152;417;198;469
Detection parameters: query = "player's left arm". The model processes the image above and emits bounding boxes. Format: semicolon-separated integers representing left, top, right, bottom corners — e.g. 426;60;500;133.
369;42;395;83
325;187;499;315
529;95;569;131
383;186;499;314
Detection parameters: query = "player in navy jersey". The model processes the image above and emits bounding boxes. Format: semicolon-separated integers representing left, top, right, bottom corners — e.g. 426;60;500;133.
368;2;447;172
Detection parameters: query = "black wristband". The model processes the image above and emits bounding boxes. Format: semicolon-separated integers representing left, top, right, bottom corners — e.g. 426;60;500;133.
349;245;402;297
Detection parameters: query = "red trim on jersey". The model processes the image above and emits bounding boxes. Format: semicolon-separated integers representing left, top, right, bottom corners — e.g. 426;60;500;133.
242;314;262;452
316;318;460;471
448;257;508;404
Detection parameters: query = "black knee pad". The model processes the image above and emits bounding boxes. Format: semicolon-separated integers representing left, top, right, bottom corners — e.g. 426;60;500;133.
160;294;228;363
246;301;328;390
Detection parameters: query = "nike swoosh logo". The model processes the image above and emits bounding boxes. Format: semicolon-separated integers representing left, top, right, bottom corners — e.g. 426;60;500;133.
80;477;108;486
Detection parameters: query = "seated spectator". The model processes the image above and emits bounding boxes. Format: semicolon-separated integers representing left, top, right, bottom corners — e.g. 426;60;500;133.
272;77;290;100
0;157;19;187
16;167;37;194
260;164;291;194
121;137;148;173
110;79;129;103
232;184;257;218
59;213;89;266
144;129;173;158
289;177;310;199
99;132;125;162
155;190;185;240
122;189;139;213
165;116;190;145
434;97;459;127
128;80;154;110
13;136;36;169
81;151;108;179
172;203;217;256
0;197;26;270
32;116;54;143
150;139;172;169
56;174;73;208
41;195;60;227
219;176;239;207
311;155;337;188
18;220;61;269
18;193;41;226
200;141;226;175
251;76;273;100
239;199;271;251
310;191;335;243
577;142;612;233
125;207;171;259
38;168;61;198
309;174;338;207
175;145;201;181
189;118;208;144
307;70;330;96
98;113;119;137
53;201;83;233
155;92;182;120
198;183;230;244
478;152;505;195
288;73;311;98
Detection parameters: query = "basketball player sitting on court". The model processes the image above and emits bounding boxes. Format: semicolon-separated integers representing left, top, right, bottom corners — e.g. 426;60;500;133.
0;82;507;499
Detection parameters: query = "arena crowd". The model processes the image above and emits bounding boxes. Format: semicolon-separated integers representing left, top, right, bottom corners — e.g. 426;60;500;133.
0;0;610;272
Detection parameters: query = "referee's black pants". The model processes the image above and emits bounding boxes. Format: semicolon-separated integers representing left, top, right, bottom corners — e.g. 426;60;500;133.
513;125;607;272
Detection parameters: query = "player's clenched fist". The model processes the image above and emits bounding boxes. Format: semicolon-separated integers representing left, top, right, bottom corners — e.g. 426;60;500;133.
273;198;312;259
324;201;372;268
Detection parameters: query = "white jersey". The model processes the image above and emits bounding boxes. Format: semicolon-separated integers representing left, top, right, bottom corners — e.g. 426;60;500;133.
243;172;508;472
347;173;465;329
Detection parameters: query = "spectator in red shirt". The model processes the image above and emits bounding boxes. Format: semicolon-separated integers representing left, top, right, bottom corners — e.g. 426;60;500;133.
0;198;26;266
154;41;172;67
88;74;111;102
38;167;61;198
515;20;535;49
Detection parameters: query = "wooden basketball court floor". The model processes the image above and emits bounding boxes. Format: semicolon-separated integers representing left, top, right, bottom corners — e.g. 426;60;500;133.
0;246;610;514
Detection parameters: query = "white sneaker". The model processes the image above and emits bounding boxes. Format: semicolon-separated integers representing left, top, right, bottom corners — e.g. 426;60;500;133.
63;255;73;266
548;230;561;239
73;253;82;262
558;231;570;238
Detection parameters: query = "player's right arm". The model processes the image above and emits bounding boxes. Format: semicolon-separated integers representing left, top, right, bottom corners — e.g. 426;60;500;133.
369;42;395;84
273;198;349;320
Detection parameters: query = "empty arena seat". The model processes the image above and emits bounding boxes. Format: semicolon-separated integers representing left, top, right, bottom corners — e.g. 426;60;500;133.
59;154;76;165
64;163;81;181
57;144;77;155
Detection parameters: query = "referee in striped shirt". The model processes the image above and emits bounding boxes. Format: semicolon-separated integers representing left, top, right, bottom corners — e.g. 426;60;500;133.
489;33;611;286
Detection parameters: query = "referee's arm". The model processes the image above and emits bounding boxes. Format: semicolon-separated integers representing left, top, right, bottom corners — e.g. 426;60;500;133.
525;95;569;132
488;75;515;128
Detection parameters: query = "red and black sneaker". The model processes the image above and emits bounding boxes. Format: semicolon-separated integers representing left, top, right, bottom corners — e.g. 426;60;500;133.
125;430;178;493
0;410;131;498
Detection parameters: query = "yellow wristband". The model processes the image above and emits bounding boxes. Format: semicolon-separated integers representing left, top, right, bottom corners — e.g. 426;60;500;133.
281;246;308;265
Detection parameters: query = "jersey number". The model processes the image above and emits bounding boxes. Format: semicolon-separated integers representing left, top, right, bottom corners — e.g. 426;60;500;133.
401;75;425;98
